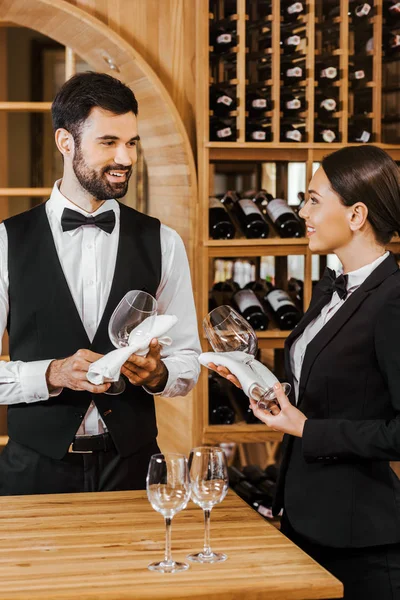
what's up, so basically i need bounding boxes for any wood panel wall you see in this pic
[66,0,197,151]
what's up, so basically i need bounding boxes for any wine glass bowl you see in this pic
[203,305,258,356]
[146,453,191,574]
[187,446,229,563]
[106,290,157,395]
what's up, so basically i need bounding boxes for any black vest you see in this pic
[5,202,161,459]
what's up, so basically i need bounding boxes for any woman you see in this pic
[212,146,400,599]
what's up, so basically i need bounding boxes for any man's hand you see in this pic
[46,349,111,394]
[121,338,168,393]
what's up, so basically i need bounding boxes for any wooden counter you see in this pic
[0,490,342,600]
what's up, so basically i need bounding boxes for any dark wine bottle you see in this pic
[281,1,305,22]
[348,122,372,143]
[209,86,237,116]
[265,195,305,237]
[264,463,279,482]
[280,123,305,142]
[209,25,237,54]
[209,196,236,240]
[383,1,400,25]
[349,62,372,86]
[244,277,274,302]
[280,61,305,85]
[208,374,235,425]
[232,195,270,238]
[233,288,269,330]
[281,33,303,54]
[245,119,272,142]
[383,31,400,56]
[245,90,272,116]
[314,123,339,143]
[227,465,246,487]
[316,95,338,117]
[264,288,302,330]
[242,465,269,483]
[351,3,373,19]
[288,277,304,309]
[316,63,339,84]
[209,117,236,141]
[281,93,306,114]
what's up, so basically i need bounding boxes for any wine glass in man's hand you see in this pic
[106,290,157,395]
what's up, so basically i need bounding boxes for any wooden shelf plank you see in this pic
[203,424,284,443]
[206,238,308,257]
[0,188,51,197]
[0,102,52,112]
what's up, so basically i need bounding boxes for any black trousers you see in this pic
[281,512,400,600]
[0,438,160,495]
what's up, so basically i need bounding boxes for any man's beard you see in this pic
[72,144,132,201]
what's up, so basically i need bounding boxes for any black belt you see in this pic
[68,433,115,454]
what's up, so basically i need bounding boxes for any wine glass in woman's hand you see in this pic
[106,290,157,395]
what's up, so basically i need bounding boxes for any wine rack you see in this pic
[195,0,400,447]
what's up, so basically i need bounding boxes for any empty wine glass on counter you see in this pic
[106,290,157,395]
[146,453,191,573]
[187,446,229,563]
[203,305,258,356]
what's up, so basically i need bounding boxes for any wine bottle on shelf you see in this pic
[227,466,246,487]
[288,277,304,308]
[209,196,236,240]
[253,57,272,81]
[383,31,400,56]
[244,277,274,302]
[208,374,235,425]
[209,25,237,54]
[210,117,237,141]
[264,194,305,237]
[349,62,372,86]
[280,60,305,84]
[209,86,237,116]
[246,119,272,142]
[245,90,272,116]
[348,121,372,143]
[281,33,303,54]
[351,2,373,19]
[264,463,279,482]
[281,92,306,114]
[316,63,339,84]
[383,1,400,25]
[242,465,269,483]
[264,287,303,330]
[314,123,339,143]
[231,194,270,239]
[316,95,338,118]
[211,277,240,308]
[281,1,305,22]
[280,122,306,143]
[233,288,269,331]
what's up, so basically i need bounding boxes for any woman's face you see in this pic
[299,167,353,254]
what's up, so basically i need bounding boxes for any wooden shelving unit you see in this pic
[195,0,400,448]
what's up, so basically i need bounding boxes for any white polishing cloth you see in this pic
[87,314,178,385]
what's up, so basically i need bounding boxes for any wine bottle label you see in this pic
[255,503,274,519]
[391,35,400,48]
[355,130,371,143]
[285,129,302,141]
[321,129,336,143]
[234,289,263,312]
[389,3,400,14]
[209,196,223,209]
[252,99,267,108]
[286,67,302,77]
[266,198,296,221]
[355,3,371,16]
[285,35,301,46]
[217,95,233,106]
[251,131,267,140]
[320,98,336,111]
[267,289,296,311]
[239,198,262,216]
[217,127,232,138]
[366,37,374,52]
[216,33,232,44]
[286,98,301,110]
[287,2,303,14]
[320,67,337,79]
[354,70,365,79]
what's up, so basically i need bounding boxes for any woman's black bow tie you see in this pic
[320,267,349,300]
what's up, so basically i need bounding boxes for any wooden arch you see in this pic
[0,0,197,255]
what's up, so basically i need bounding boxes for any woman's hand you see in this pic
[207,362,242,388]
[250,382,307,438]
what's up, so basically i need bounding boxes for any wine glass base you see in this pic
[148,560,189,573]
[187,551,227,563]
[104,378,126,396]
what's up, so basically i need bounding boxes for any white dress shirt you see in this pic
[290,252,389,404]
[0,181,201,435]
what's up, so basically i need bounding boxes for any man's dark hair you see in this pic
[322,145,400,245]
[51,71,138,140]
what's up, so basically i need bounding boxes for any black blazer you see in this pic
[273,252,400,548]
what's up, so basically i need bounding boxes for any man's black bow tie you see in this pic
[320,267,349,300]
[61,207,116,234]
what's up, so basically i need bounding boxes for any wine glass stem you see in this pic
[164,517,173,564]
[203,509,212,556]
